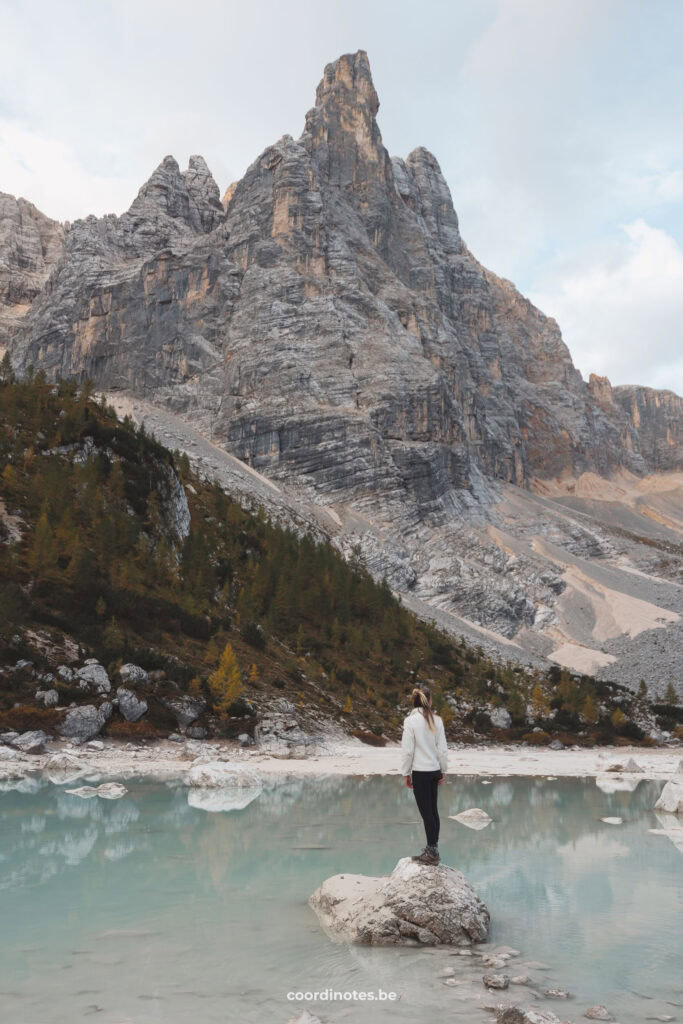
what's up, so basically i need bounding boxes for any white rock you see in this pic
[65,782,127,799]
[187,787,261,812]
[449,807,492,830]
[654,780,683,814]
[116,687,148,722]
[595,774,641,794]
[119,663,149,686]
[600,817,623,825]
[286,1012,324,1024]
[309,857,489,946]
[0,744,20,761]
[35,688,59,707]
[489,707,512,730]
[97,782,127,799]
[76,663,111,693]
[11,730,50,754]
[623,758,643,773]
[44,751,88,784]
[186,761,263,790]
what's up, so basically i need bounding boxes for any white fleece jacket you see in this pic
[400,708,449,776]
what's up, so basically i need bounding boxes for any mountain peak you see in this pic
[314,50,379,116]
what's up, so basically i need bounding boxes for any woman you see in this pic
[400,686,448,865]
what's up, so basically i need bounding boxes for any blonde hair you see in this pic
[412,686,436,731]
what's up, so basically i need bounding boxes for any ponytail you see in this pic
[412,685,436,731]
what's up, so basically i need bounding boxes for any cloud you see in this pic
[0,119,137,220]
[530,220,683,395]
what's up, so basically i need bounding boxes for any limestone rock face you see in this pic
[309,856,490,946]
[0,193,65,350]
[2,51,681,661]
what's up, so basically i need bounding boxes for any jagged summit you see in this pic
[1,51,681,678]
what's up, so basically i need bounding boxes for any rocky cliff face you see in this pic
[2,51,682,674]
[0,193,65,351]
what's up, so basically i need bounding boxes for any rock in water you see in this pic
[496,1009,566,1024]
[483,973,509,989]
[309,857,489,946]
[449,807,493,830]
[584,1007,613,1020]
[654,780,683,814]
[186,761,262,790]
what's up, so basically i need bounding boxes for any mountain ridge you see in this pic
[1,50,681,685]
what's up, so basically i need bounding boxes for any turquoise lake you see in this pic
[0,774,681,1024]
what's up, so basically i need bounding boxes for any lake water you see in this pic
[0,773,681,1024]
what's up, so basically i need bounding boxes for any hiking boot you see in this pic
[414,845,440,865]
[411,847,429,861]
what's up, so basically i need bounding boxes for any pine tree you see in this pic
[29,511,57,576]
[530,682,550,719]
[582,694,598,725]
[208,642,243,716]
[665,682,679,706]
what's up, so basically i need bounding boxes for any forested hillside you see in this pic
[0,363,676,745]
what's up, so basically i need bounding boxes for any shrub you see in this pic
[352,729,387,747]
[0,705,62,734]
[522,730,550,746]
[105,718,165,739]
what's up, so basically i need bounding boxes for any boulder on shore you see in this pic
[655,780,683,814]
[58,703,112,743]
[309,857,489,946]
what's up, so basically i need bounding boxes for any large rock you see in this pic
[11,730,50,754]
[116,687,148,722]
[58,703,112,743]
[161,695,206,728]
[309,857,489,946]
[655,780,683,814]
[118,664,149,687]
[186,761,262,789]
[43,751,88,784]
[76,663,111,694]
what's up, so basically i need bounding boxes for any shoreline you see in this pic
[2,740,680,784]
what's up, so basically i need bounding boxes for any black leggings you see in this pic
[412,769,442,847]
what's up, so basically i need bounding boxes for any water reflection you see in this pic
[0,775,680,1024]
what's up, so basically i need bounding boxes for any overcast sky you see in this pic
[1,0,682,395]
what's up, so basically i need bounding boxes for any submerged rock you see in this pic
[309,856,489,946]
[483,973,509,989]
[584,1007,613,1020]
[654,780,683,814]
[496,1009,566,1024]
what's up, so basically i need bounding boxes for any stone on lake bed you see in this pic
[510,975,530,985]
[654,780,683,814]
[496,1009,566,1024]
[286,1011,325,1024]
[544,988,571,998]
[309,857,489,946]
[600,817,623,825]
[483,973,509,989]
[450,807,493,830]
[584,1007,613,1020]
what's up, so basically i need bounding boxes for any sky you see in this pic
[1,0,682,395]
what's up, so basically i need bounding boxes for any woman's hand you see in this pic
[438,774,444,785]
[405,776,413,789]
